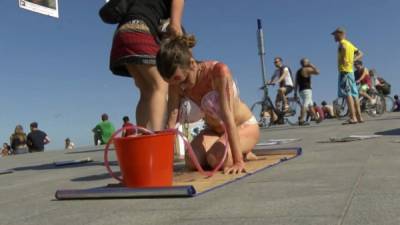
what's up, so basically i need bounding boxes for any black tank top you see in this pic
[296,68,311,91]
[124,0,171,38]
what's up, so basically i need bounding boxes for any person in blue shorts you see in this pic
[332,27,364,124]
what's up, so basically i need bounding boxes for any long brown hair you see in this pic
[12,125,26,142]
[156,35,197,79]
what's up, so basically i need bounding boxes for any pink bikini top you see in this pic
[183,61,238,122]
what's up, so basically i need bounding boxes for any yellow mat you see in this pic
[55,147,301,199]
[173,147,301,195]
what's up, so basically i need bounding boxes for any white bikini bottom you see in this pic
[240,116,258,127]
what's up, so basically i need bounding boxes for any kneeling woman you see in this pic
[156,35,260,174]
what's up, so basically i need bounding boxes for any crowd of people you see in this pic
[258,27,396,126]
[1,113,133,157]
[91,114,138,146]
[1,122,51,157]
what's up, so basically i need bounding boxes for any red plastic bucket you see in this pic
[106,130,175,188]
[104,124,228,184]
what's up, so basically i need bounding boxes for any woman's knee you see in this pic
[184,154,197,170]
[184,135,209,170]
[206,151,232,169]
[206,141,231,169]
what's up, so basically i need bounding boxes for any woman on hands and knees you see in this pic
[156,35,260,174]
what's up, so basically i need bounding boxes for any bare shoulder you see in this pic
[212,62,231,79]
[299,68,310,77]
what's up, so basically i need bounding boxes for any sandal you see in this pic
[298,121,310,126]
[342,119,358,125]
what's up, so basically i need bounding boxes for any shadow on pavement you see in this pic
[71,172,120,182]
[70,164,186,182]
[375,128,400,136]
[12,161,118,171]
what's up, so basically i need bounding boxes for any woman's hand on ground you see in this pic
[224,161,246,174]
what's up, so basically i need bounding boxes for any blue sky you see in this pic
[1,0,399,149]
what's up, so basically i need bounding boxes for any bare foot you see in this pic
[244,152,258,161]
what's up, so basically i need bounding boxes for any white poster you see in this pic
[19,0,59,18]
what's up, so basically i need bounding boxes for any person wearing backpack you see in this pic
[376,77,391,96]
[268,57,295,112]
[99,0,185,131]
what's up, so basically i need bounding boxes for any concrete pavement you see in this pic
[0,113,399,225]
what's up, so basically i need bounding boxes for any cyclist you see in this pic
[354,60,376,105]
[370,69,392,96]
[268,57,294,112]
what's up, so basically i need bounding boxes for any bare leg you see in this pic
[185,129,219,170]
[282,88,289,109]
[309,106,317,119]
[327,106,335,118]
[300,102,315,123]
[278,88,288,110]
[269,109,278,122]
[127,64,168,131]
[299,105,306,122]
[275,93,281,110]
[360,91,373,102]
[353,96,364,122]
[346,95,357,122]
[244,151,258,161]
[206,124,260,169]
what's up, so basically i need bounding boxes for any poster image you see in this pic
[19,0,59,18]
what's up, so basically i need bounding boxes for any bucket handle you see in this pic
[104,125,154,183]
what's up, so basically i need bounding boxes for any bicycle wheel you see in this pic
[285,98,301,125]
[333,97,349,118]
[384,95,395,112]
[365,95,385,117]
[251,101,271,128]
[375,95,386,115]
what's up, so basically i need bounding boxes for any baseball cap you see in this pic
[331,27,346,35]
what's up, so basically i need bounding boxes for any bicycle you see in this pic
[379,93,395,112]
[252,19,301,128]
[251,84,302,128]
[333,89,385,118]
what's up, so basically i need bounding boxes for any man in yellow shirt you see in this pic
[332,27,364,124]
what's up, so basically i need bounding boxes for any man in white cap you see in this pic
[332,27,364,124]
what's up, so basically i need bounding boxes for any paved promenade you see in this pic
[1,113,399,225]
